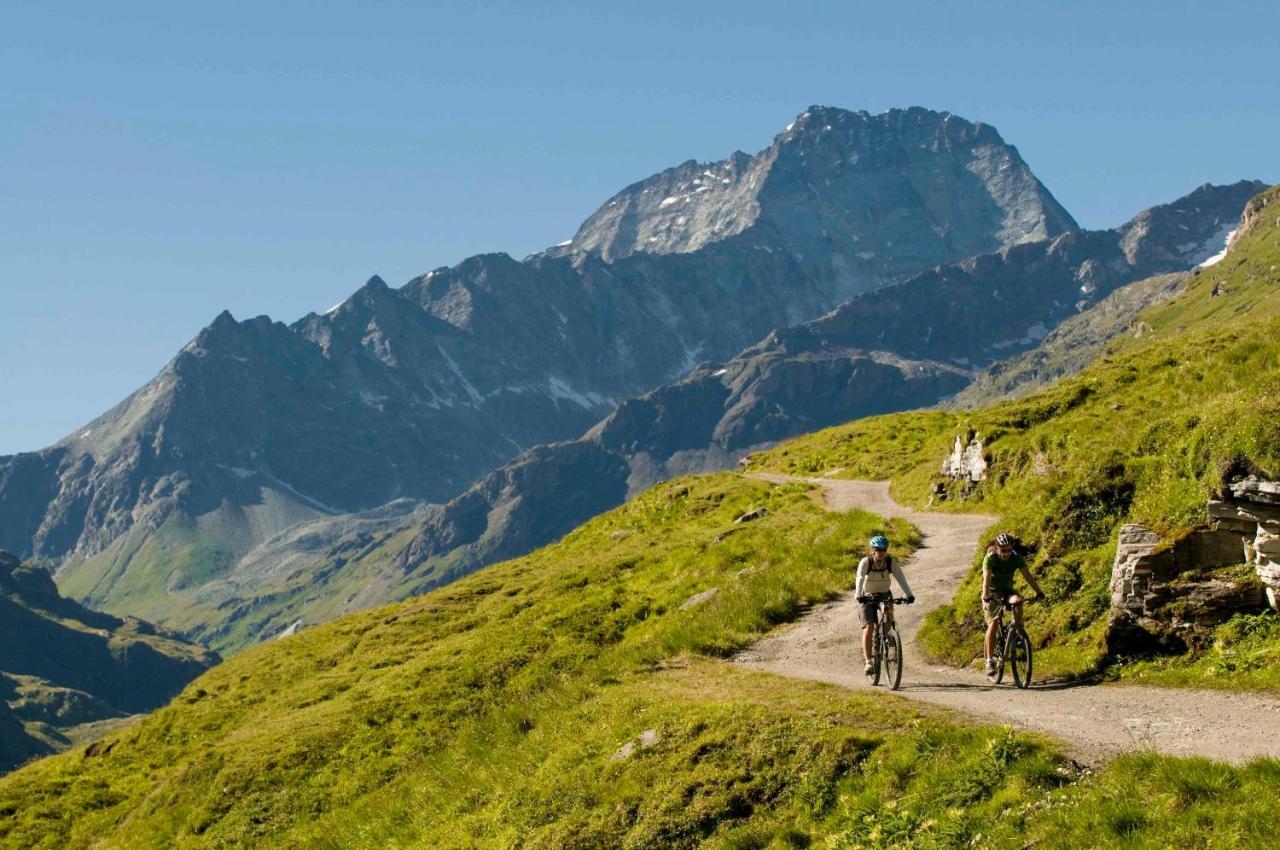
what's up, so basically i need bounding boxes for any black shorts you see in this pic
[859,595,891,627]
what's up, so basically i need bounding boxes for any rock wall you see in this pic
[1208,476,1280,609]
[940,433,987,482]
[1106,523,1265,655]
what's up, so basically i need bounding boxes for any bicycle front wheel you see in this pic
[1010,627,1033,689]
[882,626,903,690]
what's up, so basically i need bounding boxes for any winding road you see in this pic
[735,474,1280,765]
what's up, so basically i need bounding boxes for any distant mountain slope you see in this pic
[385,180,1257,576]
[0,550,218,773]
[0,105,1077,632]
[163,182,1263,652]
[948,271,1190,407]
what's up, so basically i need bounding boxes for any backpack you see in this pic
[861,554,894,574]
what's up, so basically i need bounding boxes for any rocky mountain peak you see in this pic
[564,105,1076,302]
[1118,179,1268,268]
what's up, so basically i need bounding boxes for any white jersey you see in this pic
[855,555,913,597]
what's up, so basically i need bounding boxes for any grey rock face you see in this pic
[776,181,1265,370]
[386,182,1266,602]
[564,106,1076,303]
[948,272,1191,408]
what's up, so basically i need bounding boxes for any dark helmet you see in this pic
[995,532,1015,549]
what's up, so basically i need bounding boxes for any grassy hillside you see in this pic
[0,474,912,847]
[6,472,1278,848]
[747,184,1280,683]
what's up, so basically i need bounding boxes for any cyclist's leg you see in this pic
[1009,593,1024,627]
[982,595,1001,674]
[859,598,877,669]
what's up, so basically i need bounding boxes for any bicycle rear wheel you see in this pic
[1010,627,1033,689]
[882,626,903,690]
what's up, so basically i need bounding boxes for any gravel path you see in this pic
[735,474,1280,765]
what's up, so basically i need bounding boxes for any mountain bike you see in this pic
[988,597,1034,689]
[861,593,912,690]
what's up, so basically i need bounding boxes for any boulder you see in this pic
[1208,481,1280,609]
[1106,523,1264,655]
[679,587,721,610]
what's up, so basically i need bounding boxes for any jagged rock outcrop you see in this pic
[0,550,218,772]
[561,106,1076,302]
[940,433,988,482]
[1106,524,1266,655]
[1208,477,1280,609]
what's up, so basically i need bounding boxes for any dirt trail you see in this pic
[735,474,1280,766]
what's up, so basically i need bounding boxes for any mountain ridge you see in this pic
[146,181,1263,651]
[0,105,1077,633]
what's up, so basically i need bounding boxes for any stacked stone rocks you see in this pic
[1208,476,1280,610]
[1106,522,1265,655]
[940,433,987,482]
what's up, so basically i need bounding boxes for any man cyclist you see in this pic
[982,532,1044,677]
[855,534,914,676]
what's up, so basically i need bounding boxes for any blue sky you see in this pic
[2,0,1277,454]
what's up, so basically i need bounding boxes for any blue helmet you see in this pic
[869,534,889,551]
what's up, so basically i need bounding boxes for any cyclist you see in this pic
[982,532,1044,677]
[855,534,914,675]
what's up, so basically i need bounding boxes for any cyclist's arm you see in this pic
[854,558,868,598]
[889,560,913,597]
[1019,565,1044,597]
[981,565,992,600]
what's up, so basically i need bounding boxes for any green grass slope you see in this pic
[748,184,1280,683]
[0,475,915,847]
[6,471,1278,848]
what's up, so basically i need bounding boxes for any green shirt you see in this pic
[983,551,1025,595]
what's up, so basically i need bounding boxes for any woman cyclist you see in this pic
[855,534,914,676]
